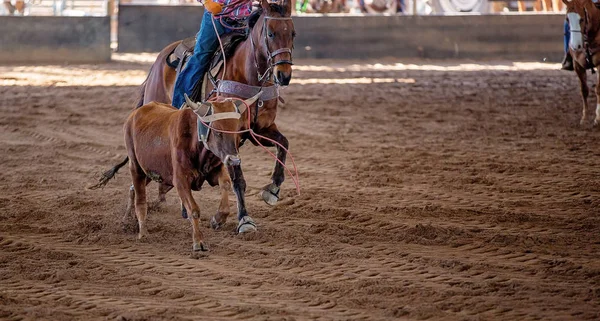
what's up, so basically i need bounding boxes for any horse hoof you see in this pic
[193,242,209,252]
[261,184,280,206]
[237,216,257,234]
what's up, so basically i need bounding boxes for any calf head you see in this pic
[185,93,261,167]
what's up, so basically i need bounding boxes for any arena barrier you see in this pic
[119,6,564,61]
[118,5,204,53]
[0,16,110,64]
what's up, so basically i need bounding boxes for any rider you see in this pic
[563,19,573,71]
[172,0,253,108]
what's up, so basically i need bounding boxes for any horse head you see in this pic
[250,0,296,86]
[563,0,600,51]
[185,93,261,166]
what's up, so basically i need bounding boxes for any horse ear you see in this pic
[234,91,262,114]
[259,0,270,10]
[184,94,211,115]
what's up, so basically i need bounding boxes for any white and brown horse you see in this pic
[564,0,600,125]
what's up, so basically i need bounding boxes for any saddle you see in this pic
[166,32,248,101]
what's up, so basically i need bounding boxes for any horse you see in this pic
[563,0,600,125]
[137,0,295,206]
[91,93,262,251]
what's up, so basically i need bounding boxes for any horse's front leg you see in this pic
[575,62,589,125]
[254,124,289,206]
[594,70,600,126]
[228,164,256,234]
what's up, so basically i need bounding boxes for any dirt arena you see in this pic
[1,56,599,320]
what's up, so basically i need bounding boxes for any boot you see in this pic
[189,76,204,103]
[562,52,574,71]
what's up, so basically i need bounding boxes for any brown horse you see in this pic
[563,0,600,125]
[92,93,262,251]
[138,0,295,206]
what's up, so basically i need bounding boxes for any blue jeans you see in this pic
[564,19,570,54]
[172,11,232,108]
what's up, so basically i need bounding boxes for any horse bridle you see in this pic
[567,5,597,73]
[250,15,294,84]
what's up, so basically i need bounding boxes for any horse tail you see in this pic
[134,71,149,108]
[88,156,130,190]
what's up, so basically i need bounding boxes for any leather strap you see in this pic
[217,80,279,102]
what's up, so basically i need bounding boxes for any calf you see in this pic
[92,93,261,252]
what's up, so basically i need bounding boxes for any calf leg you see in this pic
[123,179,152,232]
[173,170,207,252]
[158,183,173,203]
[130,164,149,239]
[575,62,589,125]
[210,165,232,230]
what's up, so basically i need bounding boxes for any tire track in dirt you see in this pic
[0,232,371,320]
[2,60,600,320]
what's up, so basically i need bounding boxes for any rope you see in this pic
[196,98,301,196]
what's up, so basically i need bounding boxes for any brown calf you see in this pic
[93,93,261,252]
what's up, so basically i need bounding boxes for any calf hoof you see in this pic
[260,184,280,206]
[193,242,209,252]
[210,216,223,230]
[237,216,257,234]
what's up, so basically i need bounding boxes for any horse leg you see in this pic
[228,165,256,234]
[254,124,289,206]
[575,63,589,125]
[130,164,149,239]
[210,165,232,230]
[173,169,207,252]
[594,71,600,126]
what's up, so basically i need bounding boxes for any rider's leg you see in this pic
[562,19,574,71]
[172,11,229,108]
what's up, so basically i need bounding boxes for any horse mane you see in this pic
[248,8,263,29]
[248,3,289,29]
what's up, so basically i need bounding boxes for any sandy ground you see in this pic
[1,56,599,321]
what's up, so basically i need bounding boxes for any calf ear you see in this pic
[184,94,211,115]
[234,91,263,114]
